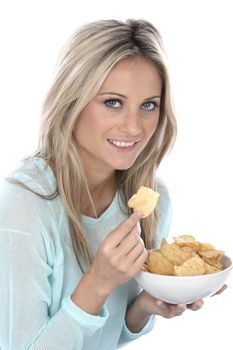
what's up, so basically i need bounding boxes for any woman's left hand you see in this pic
[136,291,195,318]
[125,285,227,332]
[137,284,228,318]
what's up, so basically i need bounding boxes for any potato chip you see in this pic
[160,240,196,266]
[199,243,215,251]
[173,235,196,244]
[204,262,221,274]
[199,250,224,259]
[147,251,174,275]
[199,250,224,270]
[173,235,200,251]
[128,186,160,218]
[174,256,206,276]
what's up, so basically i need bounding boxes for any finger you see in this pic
[108,211,143,247]
[212,284,228,296]
[153,300,171,318]
[187,299,204,311]
[136,221,142,236]
[174,303,187,315]
[124,248,148,275]
[112,234,143,264]
[117,225,143,254]
[125,241,147,265]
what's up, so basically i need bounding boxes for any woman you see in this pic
[0,19,206,350]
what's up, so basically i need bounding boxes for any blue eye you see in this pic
[104,99,121,108]
[141,101,158,111]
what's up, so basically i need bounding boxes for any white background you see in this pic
[0,0,232,349]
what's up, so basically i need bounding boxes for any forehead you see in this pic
[99,57,162,95]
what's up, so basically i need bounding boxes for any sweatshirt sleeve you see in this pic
[0,174,110,350]
[0,228,109,350]
[117,316,156,348]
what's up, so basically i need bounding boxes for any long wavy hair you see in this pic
[38,19,177,268]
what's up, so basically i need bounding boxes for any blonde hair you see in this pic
[38,19,177,269]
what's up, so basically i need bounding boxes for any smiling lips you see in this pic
[107,139,139,149]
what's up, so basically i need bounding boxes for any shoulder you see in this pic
[0,156,57,203]
[0,157,62,234]
[6,156,57,195]
[0,157,65,266]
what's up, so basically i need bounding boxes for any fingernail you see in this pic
[178,303,186,310]
[135,211,143,219]
[192,301,204,310]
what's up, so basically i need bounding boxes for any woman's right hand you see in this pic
[88,211,148,295]
[71,211,147,315]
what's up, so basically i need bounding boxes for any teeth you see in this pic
[109,140,136,147]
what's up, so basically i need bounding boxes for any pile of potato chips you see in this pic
[144,235,225,276]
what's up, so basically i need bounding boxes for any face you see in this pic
[74,57,162,177]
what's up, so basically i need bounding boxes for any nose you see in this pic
[118,111,141,136]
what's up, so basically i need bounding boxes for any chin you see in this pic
[113,161,135,171]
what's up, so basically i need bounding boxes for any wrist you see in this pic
[71,270,110,315]
[134,292,152,320]
[136,290,153,315]
[87,268,114,296]
[125,292,152,333]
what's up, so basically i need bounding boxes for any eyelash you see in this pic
[104,99,121,108]
[104,99,159,111]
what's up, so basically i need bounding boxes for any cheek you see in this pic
[146,117,159,137]
[74,112,97,139]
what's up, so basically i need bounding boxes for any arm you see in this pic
[119,179,205,345]
[118,178,173,345]
[0,176,110,350]
[117,287,156,348]
[0,229,109,350]
[71,211,147,315]
[125,293,151,333]
[0,193,147,350]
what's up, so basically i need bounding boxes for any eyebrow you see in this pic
[98,92,161,100]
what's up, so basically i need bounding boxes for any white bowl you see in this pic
[135,255,232,304]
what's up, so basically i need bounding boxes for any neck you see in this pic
[82,169,118,218]
[90,174,116,196]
